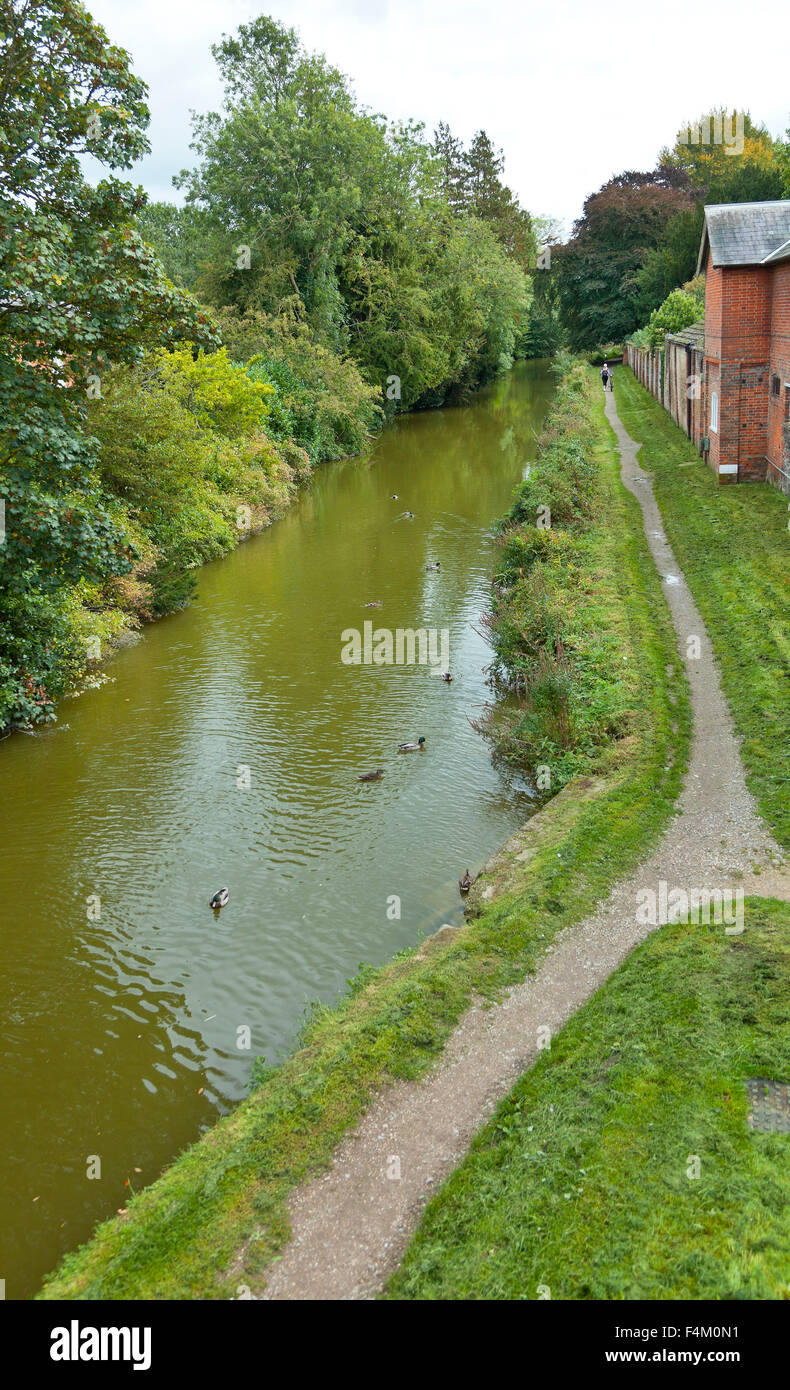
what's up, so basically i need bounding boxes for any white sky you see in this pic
[86,0,790,235]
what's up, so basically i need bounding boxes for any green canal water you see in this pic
[0,360,554,1297]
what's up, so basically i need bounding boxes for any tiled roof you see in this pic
[696,201,790,274]
[667,320,705,347]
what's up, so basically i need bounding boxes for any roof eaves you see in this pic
[762,237,790,265]
[695,222,709,278]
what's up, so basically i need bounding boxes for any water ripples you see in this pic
[0,361,554,1296]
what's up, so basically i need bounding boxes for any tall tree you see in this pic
[136,202,216,292]
[465,130,507,219]
[0,0,215,724]
[633,111,785,315]
[180,16,391,342]
[463,130,536,271]
[432,121,468,212]
[179,18,532,407]
[779,123,790,196]
[555,171,695,349]
[663,109,782,198]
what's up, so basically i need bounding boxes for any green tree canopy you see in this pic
[633,111,785,316]
[432,121,469,213]
[555,170,695,349]
[174,17,533,408]
[644,288,702,347]
[0,0,215,724]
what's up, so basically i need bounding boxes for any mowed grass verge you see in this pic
[616,367,790,847]
[38,368,690,1300]
[387,899,790,1301]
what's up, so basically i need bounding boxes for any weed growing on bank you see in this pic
[476,355,651,793]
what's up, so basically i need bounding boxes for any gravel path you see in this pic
[259,390,789,1301]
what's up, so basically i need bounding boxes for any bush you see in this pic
[645,288,701,347]
[88,347,311,583]
[475,356,633,790]
[0,590,64,727]
[214,308,383,464]
[149,564,199,616]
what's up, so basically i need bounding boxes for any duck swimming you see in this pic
[459,869,475,894]
[425,561,440,572]
[442,671,453,683]
[209,887,229,910]
[398,736,426,752]
[357,768,385,782]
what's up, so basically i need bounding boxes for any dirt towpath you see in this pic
[260,389,789,1300]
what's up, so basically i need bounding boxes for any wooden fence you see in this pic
[624,330,705,451]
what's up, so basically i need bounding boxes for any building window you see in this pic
[772,374,781,397]
[710,391,719,433]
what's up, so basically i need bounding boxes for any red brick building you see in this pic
[697,201,790,491]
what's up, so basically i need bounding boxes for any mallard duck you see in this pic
[363,600,382,608]
[425,561,440,572]
[398,736,426,752]
[391,494,399,500]
[442,671,453,683]
[459,869,475,894]
[209,887,229,910]
[357,768,385,782]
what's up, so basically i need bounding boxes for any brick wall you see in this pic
[705,259,723,355]
[705,359,722,473]
[729,363,769,480]
[628,243,790,492]
[767,261,790,493]
[718,263,772,361]
[703,248,770,483]
[781,422,790,497]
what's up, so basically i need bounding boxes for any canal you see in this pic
[0,360,554,1297]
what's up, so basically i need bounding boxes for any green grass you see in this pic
[481,359,653,788]
[38,366,691,1300]
[386,899,790,1301]
[616,367,790,847]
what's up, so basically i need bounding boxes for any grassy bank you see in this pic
[39,361,691,1300]
[616,367,790,846]
[387,898,790,1300]
[477,355,664,792]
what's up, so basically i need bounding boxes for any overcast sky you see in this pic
[87,0,789,235]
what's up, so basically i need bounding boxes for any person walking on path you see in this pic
[600,362,609,390]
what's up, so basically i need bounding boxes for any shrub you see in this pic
[475,356,634,791]
[88,348,310,579]
[645,288,701,347]
[149,564,199,616]
[213,307,383,464]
